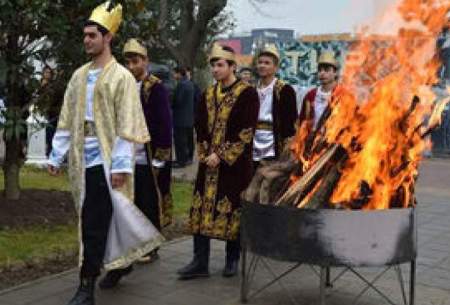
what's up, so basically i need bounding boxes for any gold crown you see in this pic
[88,1,123,35]
[123,38,148,57]
[318,51,339,69]
[209,43,236,62]
[259,44,280,61]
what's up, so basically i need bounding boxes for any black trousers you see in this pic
[187,128,194,161]
[134,164,160,230]
[80,166,113,278]
[193,234,241,264]
[173,127,192,164]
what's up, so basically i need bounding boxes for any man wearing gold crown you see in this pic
[94,39,173,289]
[253,45,297,169]
[299,51,342,130]
[47,3,163,305]
[178,44,259,280]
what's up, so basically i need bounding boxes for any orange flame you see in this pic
[291,0,450,210]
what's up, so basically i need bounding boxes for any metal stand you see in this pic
[241,249,417,305]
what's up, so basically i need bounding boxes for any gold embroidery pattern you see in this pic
[217,127,254,166]
[154,148,171,161]
[190,192,203,233]
[274,79,285,102]
[227,209,241,240]
[191,81,250,240]
[197,141,209,162]
[161,193,173,227]
[142,74,161,102]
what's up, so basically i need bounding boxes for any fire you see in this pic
[291,0,450,210]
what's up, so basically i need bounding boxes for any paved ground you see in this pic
[1,158,450,305]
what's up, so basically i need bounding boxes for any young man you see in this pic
[253,45,297,169]
[47,3,163,305]
[239,66,254,85]
[299,51,341,129]
[178,44,259,280]
[186,67,201,162]
[172,66,195,168]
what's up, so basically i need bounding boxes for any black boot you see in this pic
[223,239,240,277]
[222,259,239,278]
[66,277,96,305]
[98,265,133,289]
[177,258,209,280]
[178,235,210,280]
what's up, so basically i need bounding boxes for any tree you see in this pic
[156,0,233,69]
[0,0,62,200]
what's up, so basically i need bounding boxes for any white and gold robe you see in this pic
[49,57,164,270]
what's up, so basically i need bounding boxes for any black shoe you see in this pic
[177,259,209,280]
[98,266,133,290]
[176,259,197,275]
[66,277,96,305]
[222,260,239,278]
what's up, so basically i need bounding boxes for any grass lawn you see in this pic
[0,166,193,268]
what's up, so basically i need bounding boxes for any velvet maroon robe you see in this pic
[190,80,259,240]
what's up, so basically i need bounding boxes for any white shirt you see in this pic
[48,69,134,173]
[313,86,332,130]
[134,80,165,168]
[253,78,277,161]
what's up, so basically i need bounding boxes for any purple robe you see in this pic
[140,74,173,227]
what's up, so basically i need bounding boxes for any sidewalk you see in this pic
[1,159,450,305]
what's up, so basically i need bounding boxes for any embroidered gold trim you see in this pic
[154,148,171,161]
[189,81,250,240]
[142,74,161,102]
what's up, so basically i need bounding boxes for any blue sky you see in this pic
[227,0,391,35]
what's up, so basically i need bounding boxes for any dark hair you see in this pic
[318,63,338,73]
[174,66,187,77]
[84,21,109,36]
[239,67,252,73]
[258,52,279,65]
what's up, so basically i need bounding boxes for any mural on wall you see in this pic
[277,39,351,88]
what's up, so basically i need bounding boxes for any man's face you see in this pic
[211,59,235,82]
[83,26,108,57]
[240,70,252,83]
[173,71,181,81]
[256,55,277,78]
[125,54,148,80]
[318,64,338,86]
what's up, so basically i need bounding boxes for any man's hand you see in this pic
[205,153,220,168]
[111,173,127,189]
[48,164,61,176]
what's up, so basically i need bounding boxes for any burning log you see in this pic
[300,156,347,209]
[350,180,373,209]
[275,144,341,206]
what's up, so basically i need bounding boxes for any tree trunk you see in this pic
[3,138,22,200]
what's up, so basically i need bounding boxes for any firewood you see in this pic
[301,156,347,209]
[276,144,341,206]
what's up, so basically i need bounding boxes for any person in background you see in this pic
[186,66,201,162]
[172,66,195,168]
[239,66,254,85]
